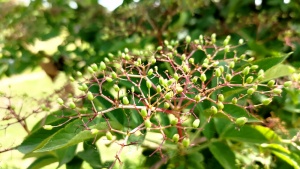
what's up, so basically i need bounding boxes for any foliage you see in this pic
[1,0,300,169]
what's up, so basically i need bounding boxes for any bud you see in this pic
[69,101,76,109]
[183,64,190,73]
[176,86,183,93]
[156,85,162,93]
[164,102,170,109]
[231,97,238,104]
[182,138,190,148]
[229,61,235,69]
[251,65,259,70]
[144,119,152,128]
[272,88,282,95]
[242,66,250,75]
[247,88,255,95]
[106,77,113,82]
[223,35,231,46]
[267,80,275,88]
[189,58,195,64]
[262,98,272,105]
[91,63,98,71]
[226,74,232,82]
[106,131,113,140]
[165,91,174,100]
[140,108,147,117]
[100,61,106,70]
[157,46,163,51]
[238,39,244,45]
[181,54,186,61]
[211,106,218,115]
[90,129,99,135]
[200,74,207,82]
[87,66,94,74]
[215,68,221,77]
[235,117,248,127]
[43,125,53,130]
[192,76,198,83]
[172,134,180,143]
[218,94,224,102]
[246,76,254,84]
[148,69,153,76]
[146,80,152,88]
[217,102,224,110]
[57,98,64,105]
[284,81,292,88]
[169,114,178,125]
[173,73,179,81]
[113,84,120,92]
[194,94,201,102]
[185,35,191,43]
[122,96,129,105]
[87,91,94,101]
[192,119,200,128]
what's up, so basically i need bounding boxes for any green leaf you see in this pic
[251,53,292,72]
[66,156,84,169]
[27,155,57,169]
[261,143,300,169]
[56,145,77,168]
[262,64,295,82]
[222,125,269,144]
[252,125,281,142]
[209,141,237,169]
[223,104,261,123]
[77,141,102,169]
[34,119,121,152]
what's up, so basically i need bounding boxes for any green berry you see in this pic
[76,71,83,77]
[251,65,259,70]
[165,91,173,100]
[122,96,129,105]
[181,54,186,61]
[106,131,113,140]
[215,68,221,77]
[235,117,248,127]
[43,125,53,130]
[238,39,244,45]
[173,73,179,81]
[182,138,190,148]
[284,81,292,88]
[146,80,152,88]
[231,97,238,104]
[156,85,162,93]
[144,119,152,128]
[176,86,183,93]
[57,98,64,105]
[200,73,207,82]
[131,86,135,93]
[217,102,224,110]
[218,94,224,102]
[100,61,106,70]
[172,134,180,143]
[229,61,235,69]
[106,77,113,82]
[69,76,75,82]
[91,63,98,71]
[246,76,254,84]
[262,98,272,105]
[111,72,117,79]
[186,35,191,43]
[113,84,120,92]
[242,66,250,75]
[104,57,110,63]
[211,106,218,115]
[69,101,76,109]
[148,69,153,76]
[87,91,94,101]
[79,84,88,91]
[91,129,99,135]
[140,108,147,117]
[224,45,230,53]
[164,102,170,109]
[247,88,255,95]
[223,35,231,46]
[192,76,198,83]
[87,66,95,74]
[258,69,264,76]
[226,74,232,82]
[267,80,275,88]
[157,46,163,51]
[272,88,282,95]
[240,54,246,60]
[183,64,190,73]
[194,94,201,102]
[189,58,195,64]
[192,119,200,128]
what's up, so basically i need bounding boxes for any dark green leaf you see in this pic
[209,141,237,169]
[27,155,57,169]
[56,145,77,168]
[77,141,102,169]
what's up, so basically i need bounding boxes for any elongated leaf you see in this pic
[252,125,281,142]
[223,104,261,122]
[34,119,121,152]
[56,145,77,168]
[222,125,269,144]
[27,155,57,169]
[209,141,237,169]
[262,64,295,82]
[66,156,84,169]
[261,144,300,169]
[251,53,291,72]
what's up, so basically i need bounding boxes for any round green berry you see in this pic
[173,73,179,81]
[91,63,98,71]
[176,86,183,93]
[217,102,224,110]
[144,119,152,128]
[267,80,275,88]
[172,134,180,143]
[148,69,153,76]
[111,72,117,79]
[211,106,218,115]
[113,84,120,92]
[272,88,282,95]
[57,98,64,105]
[218,94,224,102]
[262,98,272,105]
[69,101,76,109]
[226,74,232,82]
[164,102,170,109]
[284,81,292,88]
[242,66,250,75]
[231,97,238,104]
[100,61,106,70]
[146,80,152,89]
[192,76,198,83]
[90,129,99,135]
[87,91,94,101]
[182,138,190,148]
[235,117,248,127]
[215,68,221,77]
[106,77,113,82]
[200,73,207,82]
[246,76,254,84]
[247,88,255,95]
[194,94,201,102]
[165,91,173,100]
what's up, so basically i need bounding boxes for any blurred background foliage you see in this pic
[1,0,300,168]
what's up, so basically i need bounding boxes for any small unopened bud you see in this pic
[235,117,248,127]
[43,125,53,130]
